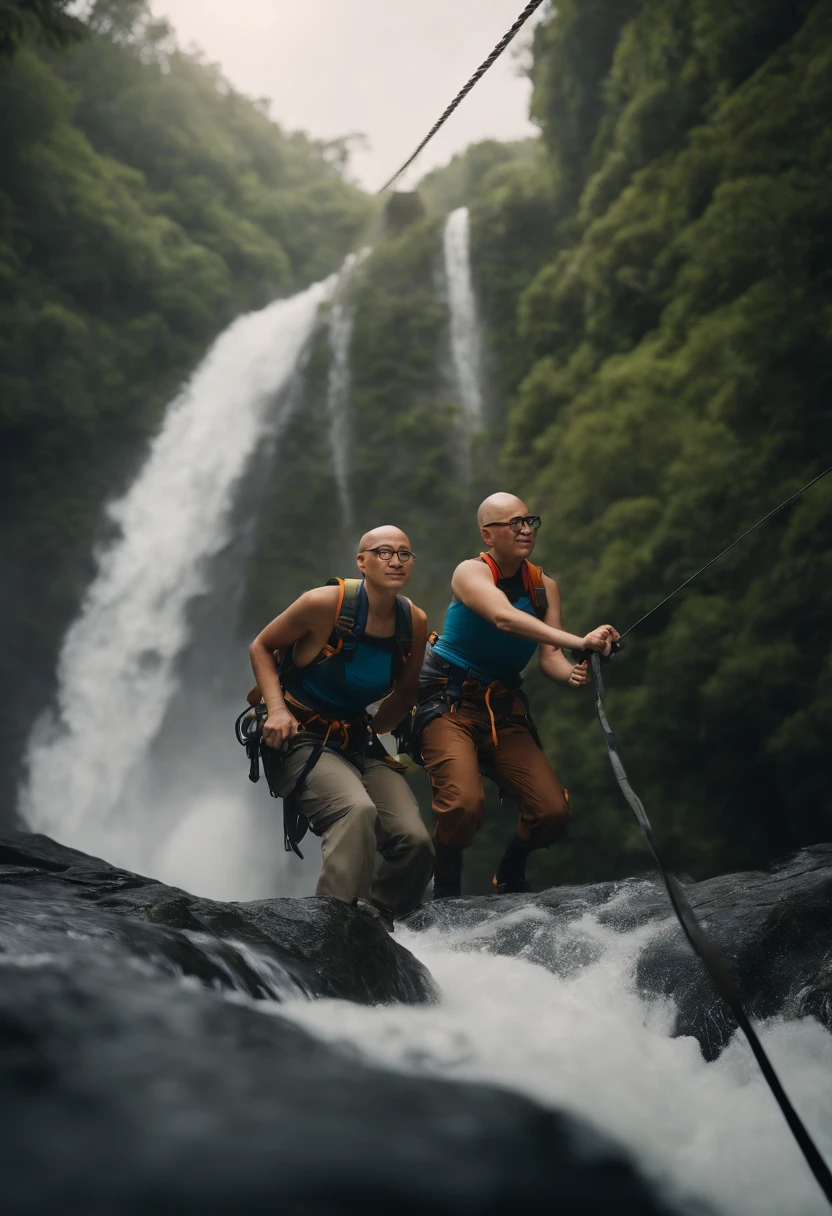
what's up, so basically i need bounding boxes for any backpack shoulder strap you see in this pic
[478,552,502,583]
[324,576,367,662]
[522,561,548,619]
[392,595,413,677]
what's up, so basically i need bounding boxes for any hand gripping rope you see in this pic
[377,0,547,194]
[572,465,832,1203]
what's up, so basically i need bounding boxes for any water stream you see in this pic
[325,255,359,528]
[443,206,483,478]
[278,894,832,1216]
[20,275,338,896]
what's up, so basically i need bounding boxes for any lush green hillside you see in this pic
[457,0,832,885]
[244,0,832,892]
[4,0,830,891]
[0,0,371,815]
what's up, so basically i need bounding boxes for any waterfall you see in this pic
[20,273,338,897]
[325,256,359,527]
[443,206,483,475]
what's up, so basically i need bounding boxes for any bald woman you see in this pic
[414,493,618,897]
[249,526,433,927]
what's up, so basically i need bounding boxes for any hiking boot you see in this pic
[432,839,462,900]
[493,833,532,895]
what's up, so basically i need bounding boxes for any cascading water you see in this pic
[277,892,832,1216]
[326,256,358,527]
[20,274,339,898]
[443,206,483,477]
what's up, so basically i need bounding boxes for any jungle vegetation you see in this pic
[322,0,832,890]
[0,0,370,813]
[3,0,830,894]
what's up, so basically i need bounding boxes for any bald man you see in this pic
[249,526,433,927]
[412,494,619,898]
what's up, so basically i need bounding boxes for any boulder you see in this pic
[0,831,692,1215]
[0,831,436,1005]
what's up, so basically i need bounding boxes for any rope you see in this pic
[587,652,832,1206]
[377,0,547,194]
[621,464,832,640]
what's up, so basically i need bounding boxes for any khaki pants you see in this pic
[272,747,434,914]
[420,698,571,850]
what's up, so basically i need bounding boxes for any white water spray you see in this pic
[325,257,359,526]
[278,895,832,1216]
[443,207,483,467]
[21,275,337,891]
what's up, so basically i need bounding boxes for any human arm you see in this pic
[248,586,340,748]
[371,605,428,735]
[537,575,592,687]
[451,560,618,654]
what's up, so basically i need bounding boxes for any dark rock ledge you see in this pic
[0,831,702,1215]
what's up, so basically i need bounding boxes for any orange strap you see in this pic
[478,552,546,616]
[283,689,357,752]
[483,685,499,748]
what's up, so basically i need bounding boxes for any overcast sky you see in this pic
[150,0,546,191]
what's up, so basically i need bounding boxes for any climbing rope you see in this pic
[585,651,832,1205]
[571,459,832,1200]
[621,464,832,640]
[377,0,547,194]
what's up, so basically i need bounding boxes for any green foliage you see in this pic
[0,0,84,57]
[0,3,370,813]
[348,220,476,625]
[495,0,832,885]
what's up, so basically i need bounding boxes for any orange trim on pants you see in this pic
[420,697,571,851]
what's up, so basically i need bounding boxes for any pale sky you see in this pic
[150,0,546,191]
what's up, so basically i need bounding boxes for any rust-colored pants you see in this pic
[420,697,571,850]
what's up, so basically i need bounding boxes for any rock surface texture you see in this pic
[0,832,692,1216]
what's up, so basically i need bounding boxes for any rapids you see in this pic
[280,892,832,1216]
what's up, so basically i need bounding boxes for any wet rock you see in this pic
[635,844,832,1059]
[0,832,436,1005]
[0,955,691,1216]
[0,832,696,1215]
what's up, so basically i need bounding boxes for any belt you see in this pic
[420,647,523,747]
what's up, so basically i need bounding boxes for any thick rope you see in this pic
[621,464,832,639]
[377,0,547,194]
[587,653,832,1205]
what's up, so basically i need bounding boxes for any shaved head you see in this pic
[477,492,528,529]
[357,524,411,553]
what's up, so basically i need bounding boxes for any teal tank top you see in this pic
[433,567,538,685]
[293,633,395,716]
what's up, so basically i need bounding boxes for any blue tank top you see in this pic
[293,633,395,716]
[432,567,539,685]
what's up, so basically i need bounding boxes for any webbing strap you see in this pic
[588,653,832,1205]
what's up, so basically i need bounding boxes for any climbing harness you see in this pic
[377,0,547,193]
[576,647,832,1205]
[396,554,546,762]
[236,577,413,857]
[620,463,832,640]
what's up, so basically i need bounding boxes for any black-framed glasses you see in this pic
[482,515,541,533]
[362,546,416,563]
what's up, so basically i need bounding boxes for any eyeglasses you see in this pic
[482,515,541,533]
[362,546,416,563]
